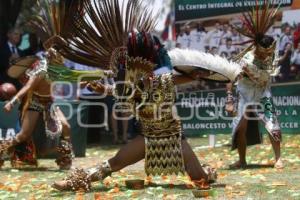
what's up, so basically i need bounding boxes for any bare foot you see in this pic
[51,180,70,191]
[229,160,247,169]
[274,158,284,169]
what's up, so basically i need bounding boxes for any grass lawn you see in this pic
[0,134,300,199]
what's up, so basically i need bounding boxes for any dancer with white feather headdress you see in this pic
[225,1,283,169]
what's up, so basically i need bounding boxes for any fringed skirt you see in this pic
[231,79,281,150]
[142,118,185,176]
[25,93,62,139]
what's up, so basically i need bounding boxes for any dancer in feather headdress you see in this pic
[225,1,283,169]
[51,0,218,192]
[0,0,108,169]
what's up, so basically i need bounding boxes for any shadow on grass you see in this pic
[0,167,63,172]
[225,163,274,170]
[83,183,192,193]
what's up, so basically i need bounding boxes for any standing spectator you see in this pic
[231,28,243,51]
[179,25,192,49]
[190,23,207,51]
[291,42,300,77]
[221,23,232,45]
[176,31,184,48]
[218,38,236,57]
[207,22,223,49]
[278,26,293,54]
[0,28,23,89]
[293,23,300,49]
[278,42,293,81]
[267,26,282,51]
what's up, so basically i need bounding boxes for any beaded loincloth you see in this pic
[26,93,62,139]
[143,119,185,176]
[137,74,185,176]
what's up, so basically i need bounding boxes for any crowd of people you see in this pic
[176,21,300,90]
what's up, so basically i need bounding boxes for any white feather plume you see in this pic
[168,48,242,82]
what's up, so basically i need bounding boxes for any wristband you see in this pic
[10,96,20,106]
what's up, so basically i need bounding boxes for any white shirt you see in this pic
[208,29,223,48]
[291,50,300,65]
[176,34,184,48]
[278,33,293,52]
[221,31,232,45]
[190,30,207,51]
[179,33,192,49]
[7,41,19,56]
[218,45,236,57]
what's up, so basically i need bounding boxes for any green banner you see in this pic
[175,0,293,22]
[176,82,300,135]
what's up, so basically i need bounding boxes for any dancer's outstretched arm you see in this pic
[3,76,42,112]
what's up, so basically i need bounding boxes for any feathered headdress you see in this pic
[55,0,158,71]
[28,0,81,48]
[233,0,280,60]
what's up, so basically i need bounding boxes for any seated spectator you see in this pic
[218,38,236,57]
[220,51,229,58]
[0,28,24,89]
[230,51,238,61]
[210,46,219,55]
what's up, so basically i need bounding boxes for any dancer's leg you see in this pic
[181,139,208,181]
[15,111,40,143]
[0,110,39,167]
[55,107,71,139]
[108,135,144,171]
[230,118,248,168]
[268,135,283,168]
[52,135,145,190]
[55,107,73,169]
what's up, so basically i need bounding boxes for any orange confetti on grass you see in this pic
[75,192,85,200]
[113,187,120,193]
[94,192,101,200]
[108,186,120,193]
[103,179,111,187]
[146,176,152,181]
